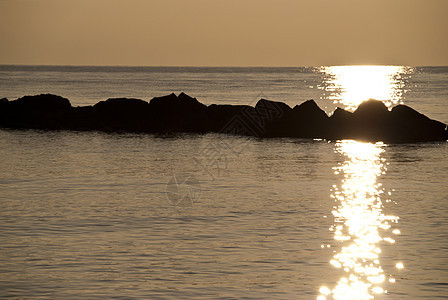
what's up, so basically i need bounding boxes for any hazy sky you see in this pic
[1,0,447,66]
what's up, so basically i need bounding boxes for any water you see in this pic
[1,65,447,123]
[0,66,447,299]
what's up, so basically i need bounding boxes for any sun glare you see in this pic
[319,140,399,299]
[320,65,411,111]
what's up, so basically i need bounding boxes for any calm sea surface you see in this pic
[0,66,447,299]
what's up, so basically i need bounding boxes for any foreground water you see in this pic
[0,65,448,299]
[0,129,447,299]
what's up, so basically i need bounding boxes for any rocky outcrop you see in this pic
[0,94,72,129]
[0,93,447,143]
[148,92,208,133]
[326,100,448,143]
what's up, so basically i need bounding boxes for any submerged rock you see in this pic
[0,93,446,143]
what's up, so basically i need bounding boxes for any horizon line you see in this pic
[1,63,448,68]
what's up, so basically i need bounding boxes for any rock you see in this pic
[390,105,448,143]
[14,94,72,111]
[210,99,292,137]
[350,99,392,141]
[206,104,255,135]
[0,93,446,143]
[0,98,9,127]
[329,100,393,141]
[328,107,355,139]
[149,93,207,133]
[2,94,72,129]
[66,106,97,131]
[268,100,329,138]
[328,99,448,142]
[93,98,150,131]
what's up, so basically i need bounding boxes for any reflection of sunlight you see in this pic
[319,140,400,300]
[320,66,411,111]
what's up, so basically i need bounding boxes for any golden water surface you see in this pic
[318,66,406,299]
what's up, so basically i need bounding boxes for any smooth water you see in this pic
[0,66,447,299]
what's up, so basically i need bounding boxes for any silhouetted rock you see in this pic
[350,100,392,141]
[253,99,292,137]
[66,105,97,131]
[149,92,207,132]
[210,99,292,137]
[267,100,329,138]
[255,99,291,118]
[328,107,353,139]
[0,93,446,143]
[0,98,9,126]
[1,94,72,129]
[93,98,150,131]
[390,104,448,143]
[206,104,255,134]
[16,94,72,111]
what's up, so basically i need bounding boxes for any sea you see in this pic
[0,65,447,299]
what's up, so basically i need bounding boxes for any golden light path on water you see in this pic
[318,141,400,300]
[317,66,405,299]
[320,65,411,111]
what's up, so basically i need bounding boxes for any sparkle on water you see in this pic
[317,66,406,299]
[318,141,400,300]
[320,65,411,111]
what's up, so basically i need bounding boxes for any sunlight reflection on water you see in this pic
[320,65,413,111]
[317,65,407,299]
[318,141,400,300]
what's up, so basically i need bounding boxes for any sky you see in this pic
[1,0,447,67]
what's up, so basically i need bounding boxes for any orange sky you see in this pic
[1,0,447,66]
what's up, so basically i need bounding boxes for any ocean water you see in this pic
[1,65,448,123]
[0,66,447,299]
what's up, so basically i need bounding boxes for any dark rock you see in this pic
[93,98,150,131]
[14,94,71,111]
[0,93,446,143]
[328,100,394,142]
[268,100,329,138]
[215,99,292,137]
[329,100,393,142]
[254,99,292,137]
[149,93,207,133]
[390,105,448,143]
[2,94,72,129]
[328,107,355,139]
[94,98,149,114]
[328,99,448,142]
[0,98,9,126]
[66,106,97,131]
[255,99,291,116]
[353,99,389,118]
[206,104,255,135]
[350,100,392,141]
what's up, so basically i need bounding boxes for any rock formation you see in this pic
[0,93,447,143]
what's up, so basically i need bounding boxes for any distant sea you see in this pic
[1,65,448,123]
[0,65,447,299]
